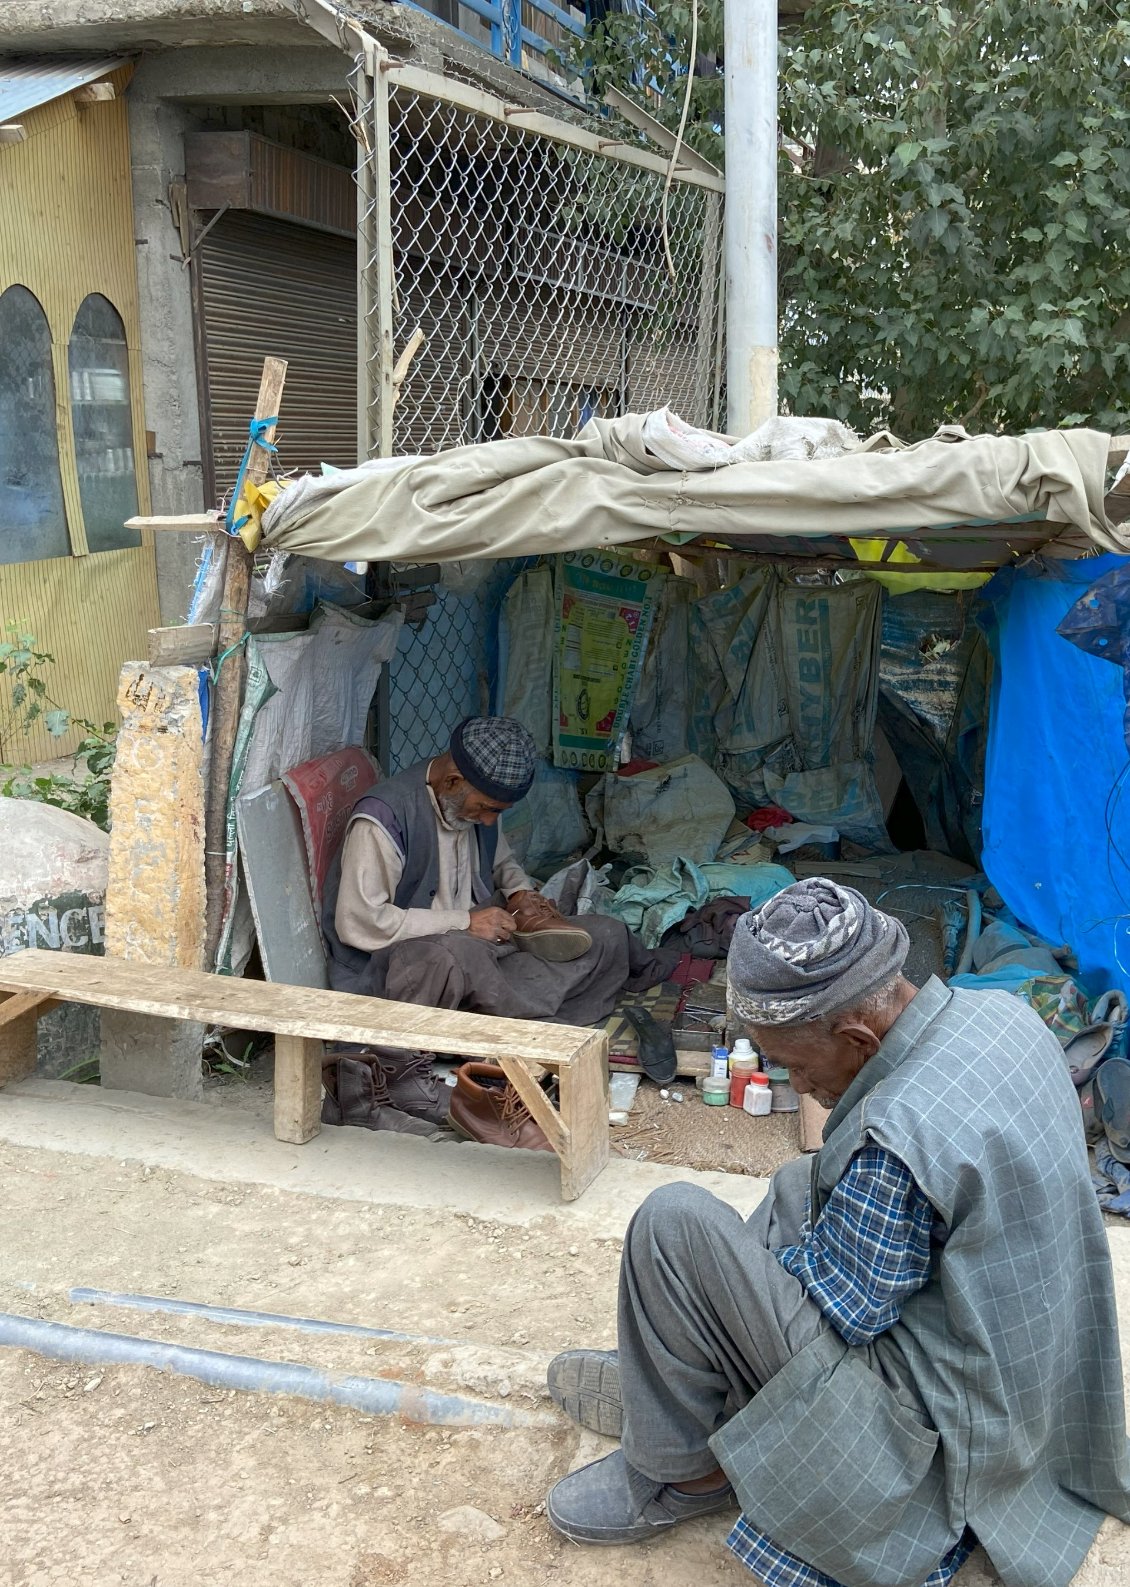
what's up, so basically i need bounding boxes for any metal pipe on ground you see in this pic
[0,1312,556,1429]
[69,1287,459,1348]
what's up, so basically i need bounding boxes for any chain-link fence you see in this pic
[351,54,724,769]
[385,560,528,773]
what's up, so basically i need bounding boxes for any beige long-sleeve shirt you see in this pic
[334,776,535,953]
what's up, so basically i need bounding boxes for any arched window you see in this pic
[68,293,140,552]
[0,285,70,564]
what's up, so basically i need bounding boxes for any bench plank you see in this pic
[0,949,612,1203]
[0,950,587,1066]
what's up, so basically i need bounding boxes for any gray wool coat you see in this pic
[712,977,1130,1587]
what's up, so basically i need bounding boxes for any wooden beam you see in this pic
[74,83,116,104]
[0,125,27,146]
[125,513,223,533]
[0,990,57,1028]
[147,624,217,667]
[496,1056,569,1157]
[204,356,288,968]
[391,326,426,404]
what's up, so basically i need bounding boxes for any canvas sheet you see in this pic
[259,411,1121,566]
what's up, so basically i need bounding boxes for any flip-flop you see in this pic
[620,1005,678,1085]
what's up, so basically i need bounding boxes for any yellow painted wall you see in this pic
[0,66,159,764]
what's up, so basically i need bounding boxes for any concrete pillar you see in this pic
[127,83,208,625]
[101,663,207,1100]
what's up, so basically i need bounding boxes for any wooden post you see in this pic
[203,356,288,969]
[273,1034,324,1144]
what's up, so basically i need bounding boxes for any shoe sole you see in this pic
[512,929,592,963]
[547,1352,624,1439]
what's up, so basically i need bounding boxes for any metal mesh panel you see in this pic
[348,60,723,771]
[386,560,527,773]
[353,68,723,455]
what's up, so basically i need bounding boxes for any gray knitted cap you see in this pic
[727,878,909,1026]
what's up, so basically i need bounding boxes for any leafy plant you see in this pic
[564,0,1130,438]
[0,622,117,831]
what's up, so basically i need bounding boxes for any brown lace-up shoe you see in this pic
[448,1062,555,1151]
[508,892,592,963]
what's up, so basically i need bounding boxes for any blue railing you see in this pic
[398,0,587,74]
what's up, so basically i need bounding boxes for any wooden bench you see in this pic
[0,950,610,1202]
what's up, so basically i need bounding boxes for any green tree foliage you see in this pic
[569,0,1130,437]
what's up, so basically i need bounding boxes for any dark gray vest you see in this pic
[322,759,499,995]
[713,978,1130,1587]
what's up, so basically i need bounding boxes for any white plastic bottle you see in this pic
[743,1075,772,1116]
[729,1036,755,1074]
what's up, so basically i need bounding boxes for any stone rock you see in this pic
[0,798,109,956]
[436,1505,507,1544]
[0,798,109,1078]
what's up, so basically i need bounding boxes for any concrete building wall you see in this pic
[126,47,355,624]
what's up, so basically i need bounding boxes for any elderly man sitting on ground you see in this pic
[544,878,1130,1587]
[320,716,672,1140]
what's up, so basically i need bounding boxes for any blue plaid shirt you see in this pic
[726,1145,974,1587]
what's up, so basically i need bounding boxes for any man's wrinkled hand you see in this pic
[469,906,517,944]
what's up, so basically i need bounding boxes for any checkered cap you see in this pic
[451,716,537,804]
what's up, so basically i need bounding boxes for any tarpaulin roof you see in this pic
[259,411,1124,569]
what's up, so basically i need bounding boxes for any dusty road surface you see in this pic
[0,1118,1129,1586]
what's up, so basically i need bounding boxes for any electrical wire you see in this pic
[660,0,699,283]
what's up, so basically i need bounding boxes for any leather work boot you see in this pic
[321,1056,447,1138]
[448,1062,555,1152]
[380,1051,452,1127]
[508,891,592,963]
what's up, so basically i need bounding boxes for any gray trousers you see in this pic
[618,1162,829,1498]
[384,913,673,1026]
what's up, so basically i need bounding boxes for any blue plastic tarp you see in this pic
[979,556,1130,1000]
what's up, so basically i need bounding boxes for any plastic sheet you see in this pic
[978,557,1130,999]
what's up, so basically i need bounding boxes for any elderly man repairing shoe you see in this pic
[320,716,672,1142]
[545,878,1130,1587]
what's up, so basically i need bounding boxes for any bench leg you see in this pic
[555,1031,609,1202]
[273,1035,323,1144]
[0,991,50,1086]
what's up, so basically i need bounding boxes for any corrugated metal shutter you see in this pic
[392,260,472,455]
[196,211,357,494]
[477,281,623,394]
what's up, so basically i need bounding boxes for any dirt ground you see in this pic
[1,1136,1128,1587]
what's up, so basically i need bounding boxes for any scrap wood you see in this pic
[204,355,288,967]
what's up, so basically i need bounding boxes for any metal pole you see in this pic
[724,0,778,435]
[372,54,396,458]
